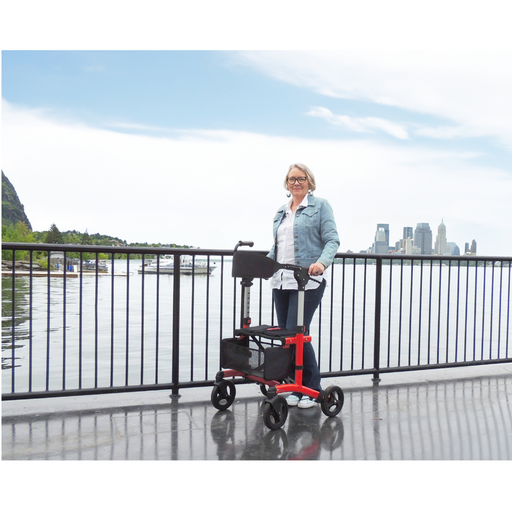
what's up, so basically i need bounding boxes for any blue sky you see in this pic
[3,51,311,135]
[2,4,512,256]
[4,50,510,157]
[4,50,445,143]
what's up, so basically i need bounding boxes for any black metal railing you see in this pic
[2,242,511,400]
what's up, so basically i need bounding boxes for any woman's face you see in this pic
[287,166,309,200]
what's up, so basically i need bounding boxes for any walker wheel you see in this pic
[263,395,288,430]
[320,385,344,417]
[211,379,236,410]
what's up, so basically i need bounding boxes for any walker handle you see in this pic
[234,241,254,251]
[278,263,323,287]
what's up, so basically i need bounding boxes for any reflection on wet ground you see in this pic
[3,366,512,460]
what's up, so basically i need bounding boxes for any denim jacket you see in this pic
[267,195,340,269]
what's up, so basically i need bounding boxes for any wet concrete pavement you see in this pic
[3,364,512,460]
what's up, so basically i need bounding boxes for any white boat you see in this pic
[81,260,109,273]
[138,256,215,275]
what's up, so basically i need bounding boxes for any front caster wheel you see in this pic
[263,395,288,430]
[211,379,236,410]
[320,385,344,417]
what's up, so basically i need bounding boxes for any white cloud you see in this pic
[3,99,511,256]
[413,125,483,140]
[307,106,410,140]
[105,121,168,132]
[235,50,512,151]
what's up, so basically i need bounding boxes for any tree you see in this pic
[81,230,91,245]
[44,223,63,244]
[1,221,35,260]
[2,221,33,243]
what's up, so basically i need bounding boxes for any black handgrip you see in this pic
[234,241,254,251]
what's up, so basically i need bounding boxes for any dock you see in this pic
[1,271,110,278]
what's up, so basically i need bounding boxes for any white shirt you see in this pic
[271,196,326,290]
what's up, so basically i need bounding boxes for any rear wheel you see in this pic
[320,385,344,417]
[263,395,288,430]
[211,379,236,410]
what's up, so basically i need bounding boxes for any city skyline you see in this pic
[368,219,476,256]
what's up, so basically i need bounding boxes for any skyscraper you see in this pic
[414,223,432,255]
[404,237,416,255]
[447,242,460,255]
[377,224,389,247]
[465,240,477,255]
[403,227,413,240]
[372,223,390,254]
[434,220,448,255]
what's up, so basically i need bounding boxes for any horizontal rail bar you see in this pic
[3,241,511,262]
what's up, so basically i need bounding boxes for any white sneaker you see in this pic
[298,396,317,409]
[286,394,301,406]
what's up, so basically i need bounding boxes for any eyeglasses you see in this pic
[287,176,308,184]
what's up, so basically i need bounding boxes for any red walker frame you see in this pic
[211,241,344,430]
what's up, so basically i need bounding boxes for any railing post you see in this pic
[171,257,181,398]
[373,257,383,382]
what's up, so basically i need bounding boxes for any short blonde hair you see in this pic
[284,163,316,192]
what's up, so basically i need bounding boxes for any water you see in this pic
[3,259,240,392]
[2,259,511,394]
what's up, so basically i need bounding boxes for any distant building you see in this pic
[434,220,449,255]
[464,240,477,255]
[371,224,390,254]
[447,242,460,256]
[403,227,413,240]
[49,251,65,263]
[394,227,414,253]
[378,224,390,247]
[404,237,420,255]
[414,223,433,255]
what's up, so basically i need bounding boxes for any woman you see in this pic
[267,163,340,409]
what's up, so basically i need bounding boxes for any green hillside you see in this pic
[2,170,32,229]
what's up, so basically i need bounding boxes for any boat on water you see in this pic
[80,260,109,273]
[138,256,215,275]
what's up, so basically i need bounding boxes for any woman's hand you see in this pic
[308,262,325,276]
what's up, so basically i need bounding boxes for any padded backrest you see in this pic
[232,251,277,279]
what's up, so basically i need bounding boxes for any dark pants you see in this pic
[272,280,326,392]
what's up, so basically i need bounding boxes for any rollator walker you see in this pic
[211,241,344,430]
